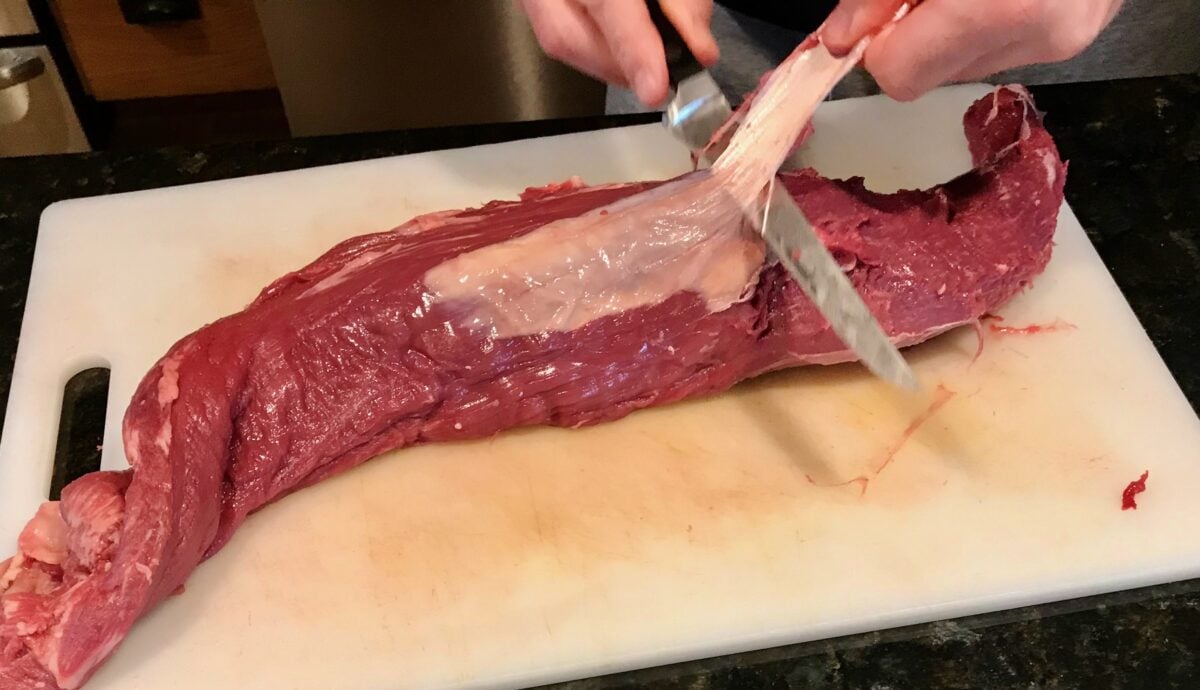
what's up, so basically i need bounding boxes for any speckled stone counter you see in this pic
[1,75,1197,688]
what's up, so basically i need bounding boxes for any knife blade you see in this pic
[761,177,919,390]
[646,0,919,391]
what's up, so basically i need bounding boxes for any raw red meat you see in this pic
[0,82,1065,689]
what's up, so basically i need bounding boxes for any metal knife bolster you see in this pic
[647,0,734,161]
[663,72,732,155]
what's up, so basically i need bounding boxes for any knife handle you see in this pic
[645,0,704,88]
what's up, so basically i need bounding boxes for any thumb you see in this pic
[822,0,907,55]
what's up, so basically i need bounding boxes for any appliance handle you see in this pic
[0,50,46,91]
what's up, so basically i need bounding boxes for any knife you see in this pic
[646,0,919,392]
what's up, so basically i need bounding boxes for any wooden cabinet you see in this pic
[50,0,276,101]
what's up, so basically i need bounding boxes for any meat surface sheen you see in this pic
[0,85,1065,688]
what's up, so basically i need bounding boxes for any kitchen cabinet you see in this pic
[50,0,276,100]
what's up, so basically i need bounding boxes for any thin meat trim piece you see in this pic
[1,33,1064,690]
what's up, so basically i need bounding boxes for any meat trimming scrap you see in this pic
[0,29,1066,690]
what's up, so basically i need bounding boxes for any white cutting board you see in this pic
[3,84,1200,689]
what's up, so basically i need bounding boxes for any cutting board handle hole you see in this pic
[50,367,110,500]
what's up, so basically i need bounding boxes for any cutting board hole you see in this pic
[50,367,110,500]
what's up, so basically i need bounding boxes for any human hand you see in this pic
[822,0,1124,101]
[519,0,719,108]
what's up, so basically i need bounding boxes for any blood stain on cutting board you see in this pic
[731,360,970,486]
[983,314,1077,336]
[803,385,957,497]
[236,408,831,630]
[189,249,324,322]
[966,314,1077,365]
[731,313,1115,509]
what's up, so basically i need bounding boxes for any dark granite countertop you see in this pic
[1,75,1198,687]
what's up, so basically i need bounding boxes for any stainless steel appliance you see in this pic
[253,0,607,137]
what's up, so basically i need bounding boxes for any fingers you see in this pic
[580,0,670,106]
[861,0,997,101]
[857,0,1124,102]
[948,5,1113,87]
[523,0,1119,108]
[823,0,908,55]
[521,0,628,86]
[522,0,718,108]
[660,0,720,65]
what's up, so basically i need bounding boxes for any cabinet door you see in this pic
[51,0,276,100]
